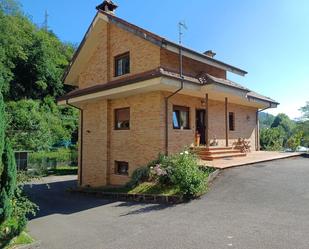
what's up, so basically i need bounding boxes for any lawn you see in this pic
[5,231,34,249]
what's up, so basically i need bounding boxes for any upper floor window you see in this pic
[173,105,190,129]
[115,107,130,130]
[229,112,235,131]
[115,52,130,77]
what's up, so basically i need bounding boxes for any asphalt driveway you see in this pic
[25,156,309,249]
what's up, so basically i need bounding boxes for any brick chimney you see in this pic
[204,50,216,58]
[96,0,118,15]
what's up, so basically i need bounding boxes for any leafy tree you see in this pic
[299,101,309,120]
[0,0,21,15]
[0,0,78,152]
[286,131,303,151]
[260,127,285,151]
[0,139,16,222]
[271,113,295,134]
[0,1,75,100]
[5,97,78,151]
[296,101,309,147]
[259,112,275,129]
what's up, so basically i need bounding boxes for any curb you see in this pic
[207,169,220,183]
[16,241,41,249]
[70,189,184,204]
[212,153,306,170]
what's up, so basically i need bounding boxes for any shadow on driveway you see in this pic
[24,176,173,219]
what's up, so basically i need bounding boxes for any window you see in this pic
[115,161,129,175]
[115,52,130,77]
[173,105,190,129]
[229,112,235,131]
[115,108,130,130]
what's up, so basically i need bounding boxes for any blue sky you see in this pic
[20,0,309,119]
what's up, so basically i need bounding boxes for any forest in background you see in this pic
[0,0,78,153]
[0,1,77,245]
[259,107,309,151]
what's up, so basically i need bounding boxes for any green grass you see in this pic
[5,231,34,249]
[128,182,181,196]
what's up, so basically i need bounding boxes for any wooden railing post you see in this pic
[225,97,228,147]
[205,93,209,147]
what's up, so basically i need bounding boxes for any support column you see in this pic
[256,111,260,151]
[205,94,209,147]
[225,97,229,147]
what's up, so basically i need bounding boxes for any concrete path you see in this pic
[25,156,309,249]
[199,151,303,169]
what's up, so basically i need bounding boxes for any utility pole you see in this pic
[43,10,49,31]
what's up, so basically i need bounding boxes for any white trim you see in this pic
[66,78,162,104]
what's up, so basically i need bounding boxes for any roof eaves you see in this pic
[58,68,162,102]
[62,12,100,84]
[247,92,279,105]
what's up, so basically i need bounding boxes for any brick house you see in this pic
[58,1,278,187]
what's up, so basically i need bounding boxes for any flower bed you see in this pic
[74,150,217,203]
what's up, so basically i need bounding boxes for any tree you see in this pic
[0,1,75,101]
[260,127,285,151]
[271,113,295,134]
[5,97,78,151]
[259,112,275,129]
[0,138,16,222]
[299,101,309,121]
[286,131,303,151]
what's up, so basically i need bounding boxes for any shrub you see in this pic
[286,132,303,151]
[29,147,77,175]
[167,151,207,198]
[127,151,208,198]
[126,166,149,188]
[260,127,285,151]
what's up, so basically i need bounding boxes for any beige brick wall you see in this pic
[78,91,258,187]
[79,100,108,187]
[78,22,160,89]
[163,92,258,154]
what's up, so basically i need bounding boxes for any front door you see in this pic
[196,109,206,145]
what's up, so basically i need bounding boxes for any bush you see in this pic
[29,147,77,175]
[126,166,150,188]
[167,151,207,198]
[260,127,285,151]
[286,132,303,151]
[128,151,208,198]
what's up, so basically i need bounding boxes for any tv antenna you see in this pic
[178,21,187,45]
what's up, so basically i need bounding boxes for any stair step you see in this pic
[196,146,233,151]
[197,149,242,155]
[200,153,247,161]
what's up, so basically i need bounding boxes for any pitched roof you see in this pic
[100,10,248,76]
[62,10,248,84]
[58,67,278,105]
[247,91,279,104]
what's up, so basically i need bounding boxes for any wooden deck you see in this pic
[198,151,304,169]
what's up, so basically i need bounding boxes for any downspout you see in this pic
[164,45,184,155]
[66,100,84,186]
